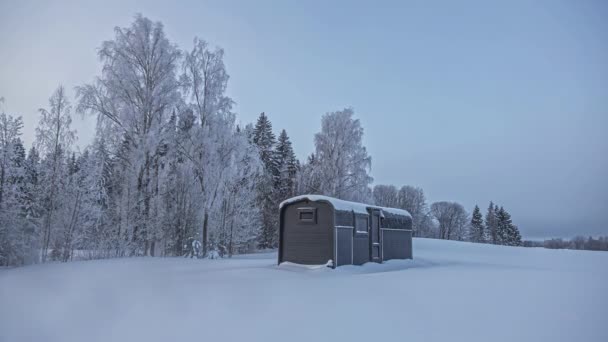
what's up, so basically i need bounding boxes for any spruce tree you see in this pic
[274,129,297,202]
[499,207,522,246]
[510,224,523,246]
[469,205,485,243]
[24,146,41,221]
[495,206,520,246]
[494,206,506,245]
[485,202,497,244]
[252,113,277,173]
[252,112,279,248]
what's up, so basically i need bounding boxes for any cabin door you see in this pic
[370,210,382,263]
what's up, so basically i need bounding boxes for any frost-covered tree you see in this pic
[178,36,241,256]
[485,202,498,244]
[495,206,509,245]
[430,201,469,240]
[252,113,277,173]
[157,112,199,257]
[312,108,372,202]
[36,86,76,262]
[0,104,37,266]
[0,107,23,208]
[469,205,485,243]
[102,131,137,257]
[182,37,232,127]
[397,185,434,237]
[23,146,42,246]
[77,14,181,256]
[295,153,320,195]
[53,152,84,262]
[495,206,522,246]
[252,112,279,248]
[76,136,112,259]
[274,129,297,202]
[373,184,399,208]
[211,127,262,256]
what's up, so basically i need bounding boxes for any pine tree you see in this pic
[485,202,497,244]
[469,205,485,243]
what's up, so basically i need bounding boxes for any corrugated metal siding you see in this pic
[382,212,413,230]
[353,235,369,265]
[335,210,354,226]
[381,229,413,260]
[336,227,353,266]
[280,201,333,265]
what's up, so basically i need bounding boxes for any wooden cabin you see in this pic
[279,195,413,268]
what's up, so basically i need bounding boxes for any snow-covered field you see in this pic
[1,238,607,342]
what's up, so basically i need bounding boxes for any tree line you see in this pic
[372,185,523,246]
[1,14,534,267]
[0,15,376,266]
[524,236,608,251]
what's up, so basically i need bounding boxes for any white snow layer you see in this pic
[1,238,607,342]
[279,194,412,217]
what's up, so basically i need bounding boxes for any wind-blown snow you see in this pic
[1,238,606,342]
[280,194,412,217]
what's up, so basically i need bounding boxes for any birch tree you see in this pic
[431,201,469,240]
[313,108,372,202]
[398,185,434,237]
[36,86,76,261]
[179,37,237,256]
[77,14,181,256]
[373,184,399,208]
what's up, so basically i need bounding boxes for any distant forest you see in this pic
[0,15,600,267]
[524,236,608,252]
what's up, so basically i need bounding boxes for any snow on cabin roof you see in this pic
[279,195,412,218]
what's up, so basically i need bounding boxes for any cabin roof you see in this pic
[280,194,412,218]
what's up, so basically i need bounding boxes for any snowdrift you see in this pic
[1,238,607,342]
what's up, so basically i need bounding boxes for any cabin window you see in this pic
[297,207,317,224]
[355,216,369,233]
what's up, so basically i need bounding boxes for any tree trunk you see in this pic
[228,219,234,258]
[202,211,208,257]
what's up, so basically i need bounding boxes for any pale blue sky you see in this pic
[1,0,607,238]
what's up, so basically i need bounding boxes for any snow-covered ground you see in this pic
[1,238,607,342]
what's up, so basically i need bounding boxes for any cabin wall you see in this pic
[353,213,370,265]
[335,210,371,266]
[279,197,414,268]
[381,212,413,261]
[335,227,353,266]
[382,229,413,260]
[280,201,333,265]
[334,210,353,266]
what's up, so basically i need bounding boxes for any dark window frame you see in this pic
[297,207,317,224]
[355,214,369,234]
